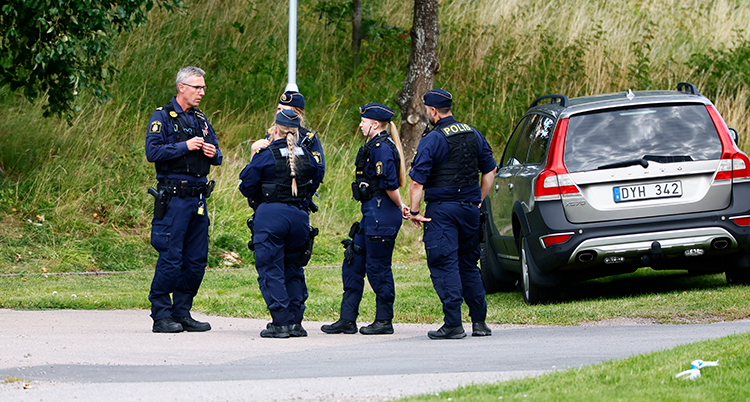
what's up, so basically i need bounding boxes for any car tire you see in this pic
[520,235,560,305]
[726,268,750,285]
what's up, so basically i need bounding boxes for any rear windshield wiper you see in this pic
[598,158,649,170]
[643,155,693,163]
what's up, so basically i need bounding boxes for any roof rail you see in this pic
[529,94,570,109]
[677,82,701,96]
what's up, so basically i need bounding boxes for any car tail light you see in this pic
[540,233,574,248]
[730,216,750,226]
[707,105,750,182]
[534,118,581,200]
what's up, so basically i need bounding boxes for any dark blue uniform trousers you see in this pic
[253,202,309,326]
[423,201,487,327]
[149,195,209,320]
[340,197,400,322]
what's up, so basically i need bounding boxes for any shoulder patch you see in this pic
[312,151,322,164]
[376,161,383,176]
[149,121,162,134]
[439,123,473,137]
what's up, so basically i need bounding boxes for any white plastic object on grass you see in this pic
[675,359,719,380]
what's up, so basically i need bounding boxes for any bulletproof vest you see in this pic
[155,103,212,177]
[259,140,314,205]
[352,132,400,202]
[424,122,479,189]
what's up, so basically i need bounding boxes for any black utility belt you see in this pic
[426,200,480,206]
[158,179,214,198]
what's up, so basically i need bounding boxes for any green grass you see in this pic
[1,266,748,325]
[400,331,750,401]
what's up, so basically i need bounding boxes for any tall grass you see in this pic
[1,0,749,273]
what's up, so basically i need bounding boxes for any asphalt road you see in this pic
[1,310,749,401]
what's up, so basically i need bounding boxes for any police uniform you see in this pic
[239,110,323,338]
[145,95,222,332]
[409,89,496,339]
[273,91,326,176]
[322,103,403,335]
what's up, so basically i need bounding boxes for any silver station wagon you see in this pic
[480,83,750,304]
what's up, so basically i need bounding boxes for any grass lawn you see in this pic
[400,331,750,401]
[1,264,748,326]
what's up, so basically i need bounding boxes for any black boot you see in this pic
[152,317,183,333]
[472,322,492,337]
[427,324,466,340]
[359,320,394,335]
[288,323,308,337]
[321,319,357,334]
[261,324,290,338]
[172,316,211,332]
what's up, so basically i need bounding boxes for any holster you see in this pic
[148,187,171,220]
[341,221,364,263]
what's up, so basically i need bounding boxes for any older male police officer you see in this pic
[408,88,497,339]
[145,66,222,333]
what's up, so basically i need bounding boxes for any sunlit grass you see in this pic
[1,266,748,325]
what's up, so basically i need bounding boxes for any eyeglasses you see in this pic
[182,83,207,91]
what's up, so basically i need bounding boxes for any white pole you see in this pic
[286,0,299,92]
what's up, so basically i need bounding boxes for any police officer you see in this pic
[251,91,325,174]
[408,88,497,339]
[321,103,410,335]
[145,66,222,333]
[239,109,323,338]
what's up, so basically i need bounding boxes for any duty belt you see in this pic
[158,179,213,198]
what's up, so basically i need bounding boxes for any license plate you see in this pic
[613,181,683,203]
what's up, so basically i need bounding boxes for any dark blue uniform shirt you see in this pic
[238,138,324,200]
[145,97,223,184]
[409,116,496,203]
[366,131,400,192]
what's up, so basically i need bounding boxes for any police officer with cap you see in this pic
[251,91,325,175]
[239,109,324,338]
[145,66,222,333]
[321,103,410,335]
[408,88,497,339]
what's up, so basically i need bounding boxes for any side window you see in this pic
[501,116,529,167]
[526,116,555,165]
[513,114,539,164]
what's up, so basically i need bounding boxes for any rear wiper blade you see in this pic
[643,155,693,163]
[598,158,649,170]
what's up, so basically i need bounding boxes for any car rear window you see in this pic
[564,104,722,173]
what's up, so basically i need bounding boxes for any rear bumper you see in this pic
[523,184,750,280]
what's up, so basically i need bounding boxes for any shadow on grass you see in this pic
[558,269,729,303]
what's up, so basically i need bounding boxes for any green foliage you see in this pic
[689,30,750,99]
[0,0,182,117]
[1,0,750,276]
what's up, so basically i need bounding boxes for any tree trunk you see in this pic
[396,0,439,169]
[352,0,362,65]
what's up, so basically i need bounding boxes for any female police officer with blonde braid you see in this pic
[321,103,409,335]
[239,109,323,338]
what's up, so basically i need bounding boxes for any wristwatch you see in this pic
[410,210,420,216]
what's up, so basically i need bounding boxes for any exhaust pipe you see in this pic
[712,238,730,250]
[576,251,596,263]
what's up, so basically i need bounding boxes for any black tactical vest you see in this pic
[258,140,314,205]
[352,132,400,202]
[155,103,212,177]
[424,122,479,189]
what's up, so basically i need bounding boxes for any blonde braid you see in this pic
[388,121,406,187]
[279,125,300,196]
